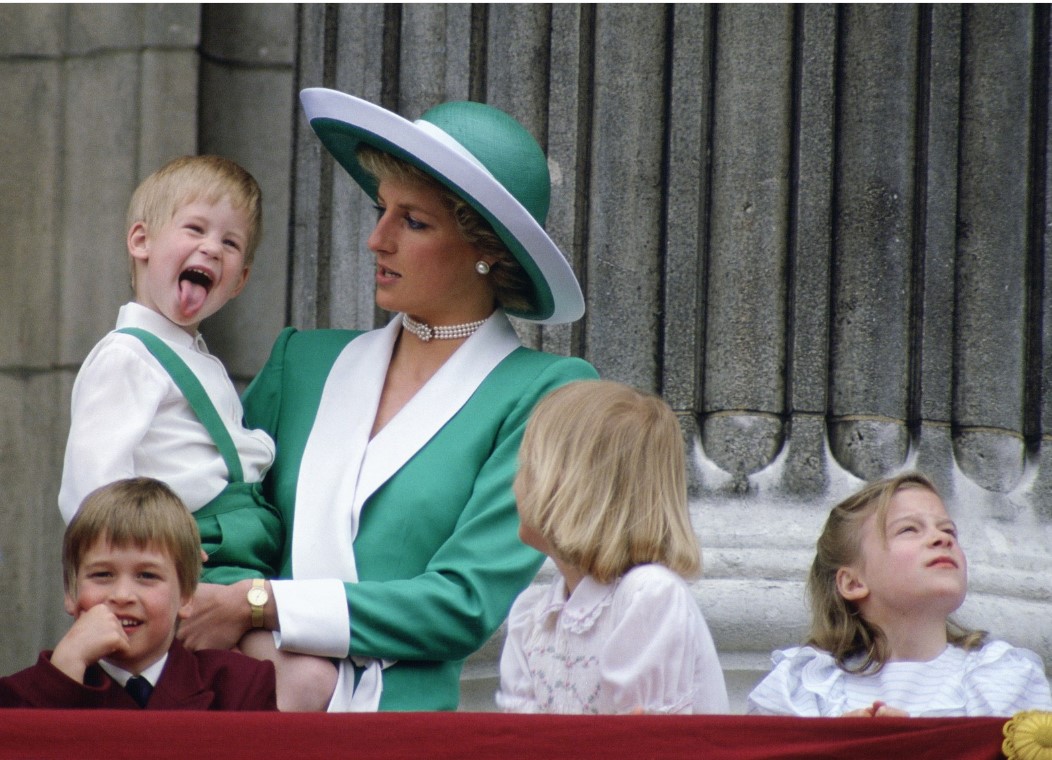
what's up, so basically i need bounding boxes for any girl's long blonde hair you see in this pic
[516,380,701,583]
[806,471,985,673]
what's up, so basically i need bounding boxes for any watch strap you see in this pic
[249,578,266,628]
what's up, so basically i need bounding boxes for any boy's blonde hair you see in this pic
[806,471,985,673]
[126,155,263,265]
[356,146,535,314]
[516,380,701,583]
[63,478,203,598]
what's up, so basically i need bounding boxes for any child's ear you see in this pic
[63,593,78,618]
[229,265,252,299]
[176,593,194,621]
[835,566,869,601]
[128,221,150,262]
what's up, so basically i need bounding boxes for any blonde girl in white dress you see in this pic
[496,380,728,715]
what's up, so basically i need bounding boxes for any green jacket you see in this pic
[242,316,597,710]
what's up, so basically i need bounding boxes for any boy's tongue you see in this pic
[178,277,207,316]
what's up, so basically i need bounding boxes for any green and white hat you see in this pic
[300,87,585,324]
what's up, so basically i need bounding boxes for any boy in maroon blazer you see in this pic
[0,478,276,709]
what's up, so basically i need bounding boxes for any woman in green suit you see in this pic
[179,89,597,711]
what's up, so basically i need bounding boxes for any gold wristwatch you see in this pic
[247,578,268,628]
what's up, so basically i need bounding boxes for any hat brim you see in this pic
[300,88,584,324]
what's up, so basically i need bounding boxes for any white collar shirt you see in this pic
[58,302,275,521]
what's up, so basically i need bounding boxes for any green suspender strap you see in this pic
[118,327,245,481]
[116,327,282,583]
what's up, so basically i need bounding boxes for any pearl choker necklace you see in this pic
[402,314,486,342]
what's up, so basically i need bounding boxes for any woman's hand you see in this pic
[177,581,252,651]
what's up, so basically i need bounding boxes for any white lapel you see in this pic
[356,312,519,503]
[292,311,520,582]
[292,319,396,581]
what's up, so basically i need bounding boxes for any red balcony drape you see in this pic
[0,711,1012,760]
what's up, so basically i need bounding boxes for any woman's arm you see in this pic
[228,326,598,665]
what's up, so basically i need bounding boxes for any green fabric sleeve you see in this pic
[242,327,598,709]
[345,353,598,662]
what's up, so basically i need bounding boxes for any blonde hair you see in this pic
[356,146,535,313]
[516,380,701,583]
[807,471,985,673]
[63,478,202,598]
[127,154,263,265]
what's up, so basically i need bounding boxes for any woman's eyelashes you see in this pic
[372,204,427,230]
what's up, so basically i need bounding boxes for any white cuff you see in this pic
[271,578,350,658]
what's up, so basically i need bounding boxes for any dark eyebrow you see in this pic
[373,185,443,219]
[387,200,437,218]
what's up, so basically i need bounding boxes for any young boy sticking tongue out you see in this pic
[56,156,337,712]
[58,155,282,590]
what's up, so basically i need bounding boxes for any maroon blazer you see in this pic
[0,640,276,710]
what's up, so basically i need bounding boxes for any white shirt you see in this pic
[747,641,1052,717]
[58,302,275,521]
[496,563,729,714]
[99,655,167,688]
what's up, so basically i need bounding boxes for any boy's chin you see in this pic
[156,305,205,333]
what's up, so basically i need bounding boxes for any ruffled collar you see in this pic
[775,643,959,669]
[772,642,1023,717]
[539,574,617,635]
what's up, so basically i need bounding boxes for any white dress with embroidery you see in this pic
[747,641,1052,717]
[496,563,729,714]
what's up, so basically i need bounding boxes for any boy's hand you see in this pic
[50,604,131,684]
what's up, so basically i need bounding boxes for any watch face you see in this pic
[248,588,268,606]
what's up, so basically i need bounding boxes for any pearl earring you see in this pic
[475,260,491,275]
